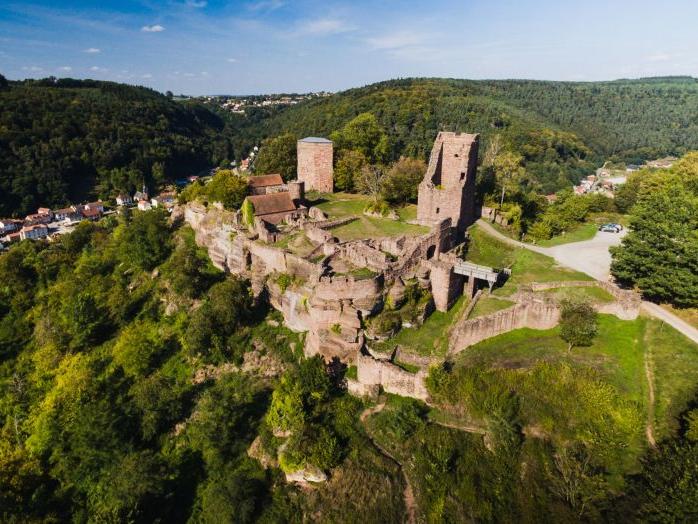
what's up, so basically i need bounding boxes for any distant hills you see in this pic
[236,76,698,192]
[4,75,698,216]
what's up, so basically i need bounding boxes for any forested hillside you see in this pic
[0,76,236,216]
[239,77,698,192]
[4,75,698,217]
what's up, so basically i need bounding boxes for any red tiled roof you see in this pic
[248,174,283,188]
[82,208,101,217]
[247,192,296,216]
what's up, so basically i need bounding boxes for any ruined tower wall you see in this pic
[417,132,479,232]
[297,139,334,193]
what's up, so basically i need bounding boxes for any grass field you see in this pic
[536,222,598,247]
[444,314,698,477]
[309,192,428,241]
[466,225,592,296]
[388,296,469,357]
[543,285,615,303]
[468,296,514,319]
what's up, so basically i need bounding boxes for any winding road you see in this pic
[476,219,698,345]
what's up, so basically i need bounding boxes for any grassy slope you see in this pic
[468,296,514,319]
[466,224,592,296]
[447,314,698,476]
[389,296,469,357]
[311,192,428,240]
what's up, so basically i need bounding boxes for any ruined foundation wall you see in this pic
[356,354,429,400]
[449,300,560,354]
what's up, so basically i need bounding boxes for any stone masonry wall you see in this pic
[297,140,333,193]
[449,299,560,354]
[356,354,429,400]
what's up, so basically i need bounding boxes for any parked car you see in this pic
[599,223,622,233]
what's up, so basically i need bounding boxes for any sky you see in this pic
[2,0,698,95]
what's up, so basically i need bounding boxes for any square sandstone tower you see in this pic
[297,137,334,193]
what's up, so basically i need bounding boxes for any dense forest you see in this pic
[0,76,237,217]
[233,76,698,192]
[4,74,698,217]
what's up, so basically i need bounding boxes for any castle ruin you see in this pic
[297,137,334,193]
[417,132,479,233]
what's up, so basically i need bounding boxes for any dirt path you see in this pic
[643,333,657,448]
[359,403,417,524]
[430,418,487,434]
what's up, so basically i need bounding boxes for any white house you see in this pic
[19,224,49,240]
[137,200,152,211]
[116,194,133,206]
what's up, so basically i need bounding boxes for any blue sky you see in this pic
[2,0,698,94]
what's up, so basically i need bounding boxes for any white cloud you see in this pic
[141,73,153,78]
[84,47,101,54]
[227,57,238,63]
[186,0,207,6]
[58,66,72,72]
[366,31,425,50]
[647,52,671,62]
[90,65,108,72]
[247,0,285,11]
[141,24,165,33]
[22,65,43,72]
[296,18,353,36]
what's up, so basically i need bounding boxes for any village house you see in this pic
[24,212,52,226]
[85,201,105,213]
[116,193,133,206]
[0,219,23,235]
[137,199,152,211]
[134,187,149,202]
[37,207,53,218]
[53,207,79,222]
[81,208,102,221]
[19,224,49,240]
[151,191,176,210]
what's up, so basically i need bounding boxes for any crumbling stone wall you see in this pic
[449,299,560,354]
[417,132,479,233]
[525,281,641,320]
[356,354,429,400]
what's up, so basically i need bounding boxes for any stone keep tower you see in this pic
[417,132,479,232]
[297,137,334,193]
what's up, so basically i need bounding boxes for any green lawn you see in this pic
[543,285,615,304]
[645,318,698,440]
[466,225,592,297]
[310,192,428,241]
[389,296,469,357]
[536,222,598,247]
[468,296,514,319]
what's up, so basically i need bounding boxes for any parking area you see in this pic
[542,229,627,281]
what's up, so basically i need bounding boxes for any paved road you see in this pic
[476,219,698,345]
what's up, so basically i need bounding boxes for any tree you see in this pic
[381,156,426,205]
[330,113,389,164]
[205,169,249,210]
[611,169,698,307]
[492,151,525,209]
[559,299,598,351]
[254,133,297,181]
[355,164,383,201]
[334,150,367,192]
[119,208,172,270]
